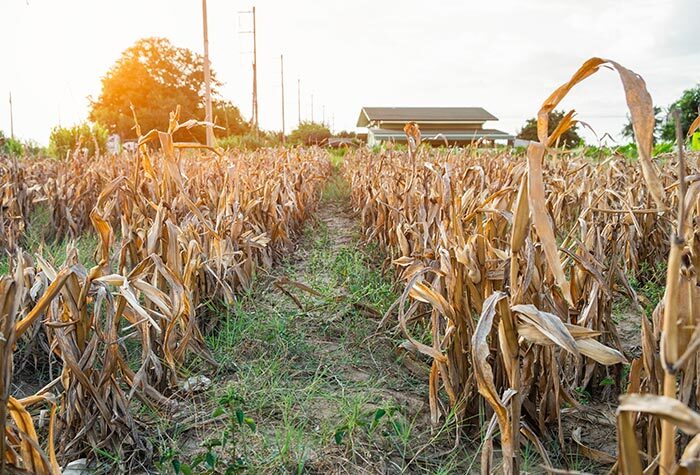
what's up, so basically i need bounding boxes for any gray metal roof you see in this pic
[368,128,513,141]
[357,107,498,127]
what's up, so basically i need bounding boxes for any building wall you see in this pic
[376,122,485,131]
[367,130,378,147]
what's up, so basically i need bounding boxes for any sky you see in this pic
[0,0,698,145]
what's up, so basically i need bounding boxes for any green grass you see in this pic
[172,224,400,470]
[320,173,350,203]
[327,147,347,168]
[155,174,481,473]
[628,261,666,316]
[0,205,98,275]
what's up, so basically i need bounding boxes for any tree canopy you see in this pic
[214,100,250,137]
[517,110,582,148]
[0,131,23,157]
[621,106,664,144]
[660,85,700,141]
[89,37,247,142]
[289,122,331,146]
[48,123,108,159]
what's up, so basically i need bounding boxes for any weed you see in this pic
[629,261,666,316]
[161,389,256,474]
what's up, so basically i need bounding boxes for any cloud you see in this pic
[655,0,698,56]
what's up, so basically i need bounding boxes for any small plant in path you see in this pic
[159,388,257,474]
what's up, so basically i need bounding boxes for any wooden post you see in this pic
[280,54,285,144]
[659,109,686,473]
[251,6,258,130]
[9,92,14,140]
[201,0,214,146]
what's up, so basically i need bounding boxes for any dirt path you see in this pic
[161,173,477,474]
[153,171,649,474]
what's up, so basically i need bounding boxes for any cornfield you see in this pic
[3,59,700,474]
[347,58,700,474]
[0,110,330,473]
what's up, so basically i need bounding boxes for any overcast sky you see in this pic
[0,0,697,145]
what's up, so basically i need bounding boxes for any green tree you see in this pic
[213,100,250,137]
[0,130,23,157]
[21,140,46,157]
[288,122,331,146]
[48,123,108,159]
[660,85,700,141]
[334,130,357,139]
[517,110,583,148]
[217,131,281,151]
[621,106,664,144]
[89,37,228,142]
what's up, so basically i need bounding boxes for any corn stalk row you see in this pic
[347,58,700,473]
[1,112,331,473]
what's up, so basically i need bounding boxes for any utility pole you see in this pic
[201,0,214,146]
[297,79,301,124]
[322,105,325,126]
[311,94,314,123]
[280,54,285,143]
[239,6,259,130]
[8,92,14,140]
[252,6,258,130]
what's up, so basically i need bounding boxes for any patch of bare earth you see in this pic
[559,300,645,472]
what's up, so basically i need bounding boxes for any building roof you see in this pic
[368,128,513,141]
[357,107,498,127]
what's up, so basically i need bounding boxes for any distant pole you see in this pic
[311,94,314,122]
[201,0,214,146]
[251,6,258,130]
[8,92,14,140]
[280,54,285,143]
[297,79,301,124]
[322,105,325,125]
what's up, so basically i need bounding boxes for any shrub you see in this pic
[616,143,638,159]
[48,123,108,159]
[517,110,582,148]
[288,121,331,146]
[652,141,674,156]
[217,131,281,151]
[22,140,47,157]
[0,131,23,157]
